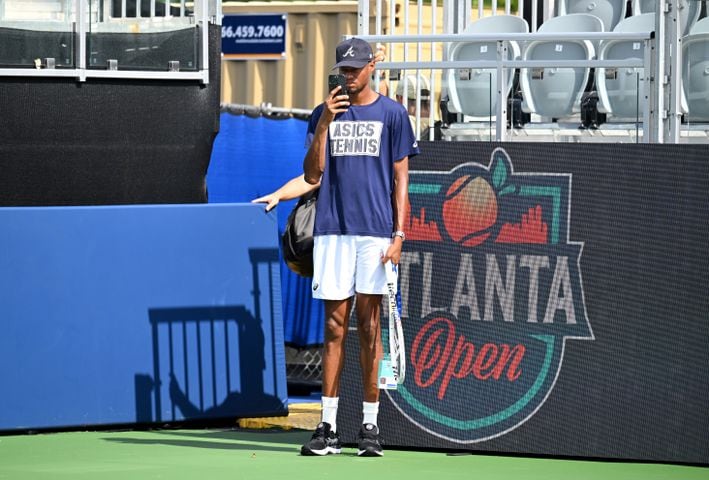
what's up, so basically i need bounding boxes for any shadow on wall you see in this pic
[135,248,286,422]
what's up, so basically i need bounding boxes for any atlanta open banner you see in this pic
[338,142,709,465]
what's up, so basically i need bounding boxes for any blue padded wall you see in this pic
[0,203,287,430]
[208,113,324,347]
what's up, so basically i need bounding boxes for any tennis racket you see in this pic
[385,261,406,385]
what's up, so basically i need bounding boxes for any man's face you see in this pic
[339,62,374,94]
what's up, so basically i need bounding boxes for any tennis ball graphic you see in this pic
[442,175,498,247]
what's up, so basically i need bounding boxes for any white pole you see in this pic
[665,0,681,143]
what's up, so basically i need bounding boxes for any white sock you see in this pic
[362,401,379,427]
[321,396,339,433]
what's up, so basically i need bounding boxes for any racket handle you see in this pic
[385,260,398,287]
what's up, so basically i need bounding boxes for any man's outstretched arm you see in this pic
[252,174,320,212]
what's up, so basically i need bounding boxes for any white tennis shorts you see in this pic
[311,234,391,300]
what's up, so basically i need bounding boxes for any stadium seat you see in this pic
[446,15,529,119]
[690,16,709,35]
[519,14,603,119]
[557,0,626,32]
[680,30,709,121]
[596,13,655,120]
[632,0,701,36]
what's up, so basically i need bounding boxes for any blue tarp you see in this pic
[207,113,324,347]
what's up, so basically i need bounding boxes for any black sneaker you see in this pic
[357,423,383,457]
[300,422,342,456]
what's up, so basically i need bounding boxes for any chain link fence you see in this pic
[285,345,323,390]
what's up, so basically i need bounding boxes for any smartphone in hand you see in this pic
[328,74,347,94]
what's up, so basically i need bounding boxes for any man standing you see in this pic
[300,37,418,457]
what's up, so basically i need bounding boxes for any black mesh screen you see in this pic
[0,24,220,206]
[338,142,709,465]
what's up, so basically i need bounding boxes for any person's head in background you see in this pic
[395,74,431,118]
[369,43,389,95]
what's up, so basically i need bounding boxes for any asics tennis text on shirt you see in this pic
[329,121,383,156]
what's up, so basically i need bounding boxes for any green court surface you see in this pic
[0,428,705,480]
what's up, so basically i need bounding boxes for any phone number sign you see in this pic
[222,14,287,60]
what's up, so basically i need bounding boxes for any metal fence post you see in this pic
[665,0,681,143]
[496,40,508,141]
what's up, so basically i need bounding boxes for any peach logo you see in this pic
[389,147,593,443]
[442,175,498,247]
[406,148,548,246]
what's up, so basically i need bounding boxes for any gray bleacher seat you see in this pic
[680,22,709,121]
[679,17,709,116]
[520,13,603,119]
[596,13,655,120]
[557,0,626,32]
[633,0,701,36]
[446,15,529,119]
[690,16,709,35]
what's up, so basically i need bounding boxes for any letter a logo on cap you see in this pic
[333,38,373,69]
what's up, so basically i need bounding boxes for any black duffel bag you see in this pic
[281,189,318,277]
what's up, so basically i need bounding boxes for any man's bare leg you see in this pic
[356,293,383,402]
[301,297,352,456]
[355,292,385,456]
[322,297,354,398]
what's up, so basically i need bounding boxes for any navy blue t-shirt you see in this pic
[305,95,419,238]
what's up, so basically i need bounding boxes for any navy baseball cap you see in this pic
[332,37,374,70]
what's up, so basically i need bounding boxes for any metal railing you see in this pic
[358,0,703,144]
[358,31,655,142]
[0,0,221,83]
[104,0,191,19]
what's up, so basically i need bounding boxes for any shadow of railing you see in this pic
[135,247,284,424]
[141,305,284,422]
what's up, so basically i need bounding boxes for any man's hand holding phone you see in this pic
[327,74,349,116]
[328,74,347,94]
